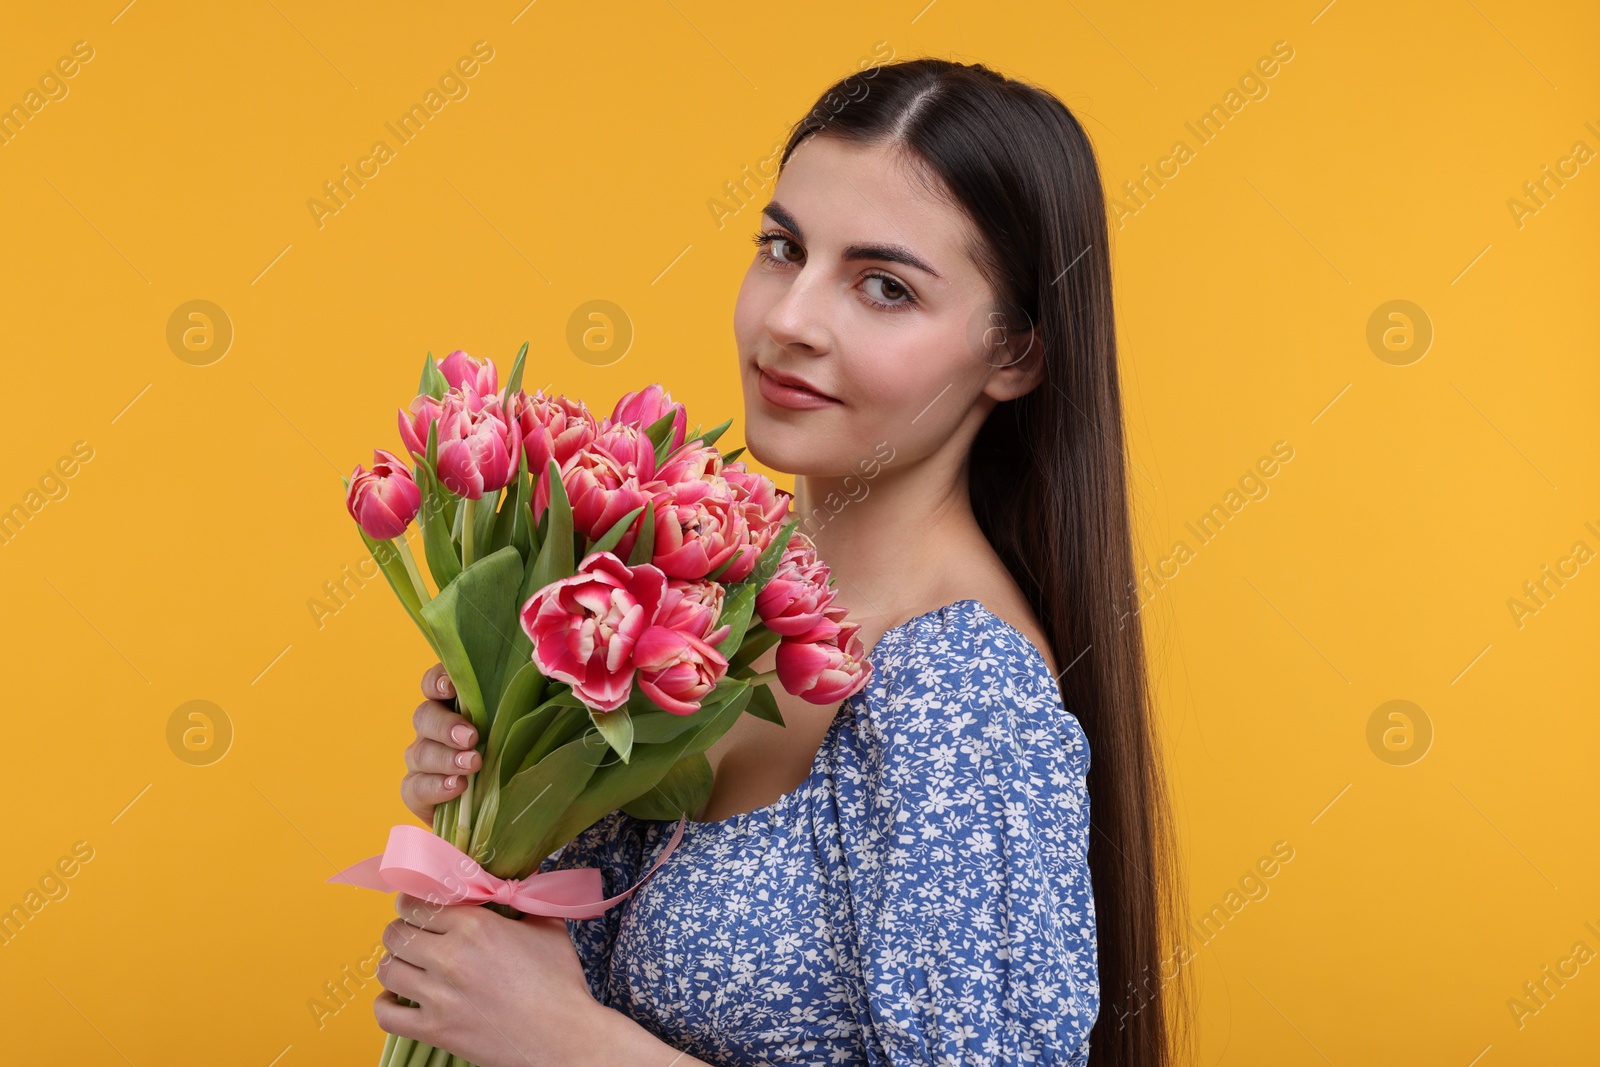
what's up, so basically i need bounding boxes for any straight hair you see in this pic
[778,56,1192,1067]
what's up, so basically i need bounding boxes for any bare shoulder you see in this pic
[937,562,1058,676]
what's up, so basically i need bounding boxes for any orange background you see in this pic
[2,1,1595,1064]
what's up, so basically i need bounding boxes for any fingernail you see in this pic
[455,751,473,769]
[444,775,460,790]
[451,725,474,747]
[438,677,454,696]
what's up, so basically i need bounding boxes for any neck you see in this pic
[788,442,994,632]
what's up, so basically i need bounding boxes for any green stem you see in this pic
[748,669,779,688]
[461,496,477,568]
[453,772,475,852]
[404,1038,439,1067]
[396,535,432,606]
[378,1031,398,1067]
[383,1035,416,1067]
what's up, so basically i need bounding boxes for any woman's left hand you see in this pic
[374,891,604,1067]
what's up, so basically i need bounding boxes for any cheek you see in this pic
[732,266,769,351]
[839,326,962,409]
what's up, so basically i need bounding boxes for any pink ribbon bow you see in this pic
[326,814,689,919]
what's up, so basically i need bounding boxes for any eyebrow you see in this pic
[761,200,943,280]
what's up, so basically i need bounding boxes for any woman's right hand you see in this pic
[402,663,483,825]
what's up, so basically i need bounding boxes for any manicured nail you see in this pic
[444,775,460,790]
[455,751,474,769]
[451,725,473,747]
[438,677,454,696]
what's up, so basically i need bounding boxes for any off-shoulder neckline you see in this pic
[874,597,1053,679]
[676,598,1053,834]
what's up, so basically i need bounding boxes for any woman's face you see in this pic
[733,134,1040,478]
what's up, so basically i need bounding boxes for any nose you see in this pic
[761,265,832,356]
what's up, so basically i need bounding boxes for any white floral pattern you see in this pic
[539,598,1098,1065]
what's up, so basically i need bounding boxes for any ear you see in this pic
[983,327,1047,402]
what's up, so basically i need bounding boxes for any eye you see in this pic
[749,230,920,313]
[861,271,917,311]
[750,230,804,266]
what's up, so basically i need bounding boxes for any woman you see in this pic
[376,57,1186,1067]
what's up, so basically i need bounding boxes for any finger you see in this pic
[421,662,456,700]
[377,943,433,1000]
[412,699,477,750]
[400,772,465,821]
[395,892,467,933]
[384,913,446,964]
[405,737,481,776]
[373,988,429,1042]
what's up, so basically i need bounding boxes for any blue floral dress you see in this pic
[539,598,1099,1065]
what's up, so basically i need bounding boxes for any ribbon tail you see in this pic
[511,814,690,919]
[327,853,390,891]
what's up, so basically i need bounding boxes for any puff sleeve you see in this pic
[834,628,1099,1066]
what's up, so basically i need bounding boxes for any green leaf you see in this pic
[500,341,529,410]
[483,660,548,777]
[589,504,645,557]
[628,704,716,744]
[589,704,634,762]
[495,481,577,701]
[621,752,713,821]
[625,498,657,567]
[744,682,785,726]
[720,446,745,464]
[678,678,755,756]
[354,525,421,620]
[418,544,525,736]
[467,779,501,862]
[726,623,780,674]
[506,691,589,779]
[528,458,575,590]
[520,681,754,875]
[482,730,610,879]
[509,449,534,564]
[472,484,501,556]
[412,422,461,589]
[642,409,680,452]
[418,351,449,399]
[745,516,798,591]
[713,582,757,656]
[491,700,567,788]
[694,417,733,450]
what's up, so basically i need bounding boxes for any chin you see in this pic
[739,413,843,478]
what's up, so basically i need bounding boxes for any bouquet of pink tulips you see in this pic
[333,345,872,1067]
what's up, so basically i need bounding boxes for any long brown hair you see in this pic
[777,57,1191,1067]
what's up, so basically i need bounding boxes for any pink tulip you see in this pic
[397,392,447,459]
[437,350,498,398]
[755,532,838,637]
[605,383,687,453]
[774,609,873,704]
[346,449,422,540]
[513,389,600,520]
[436,387,522,500]
[724,461,792,529]
[519,551,668,712]
[632,625,729,715]
[571,474,656,560]
[657,580,731,646]
[654,444,724,508]
[557,425,661,553]
[652,485,751,581]
[724,460,794,563]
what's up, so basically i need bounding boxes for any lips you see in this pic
[758,365,836,401]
